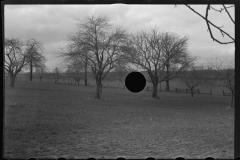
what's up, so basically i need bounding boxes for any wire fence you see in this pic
[145,86,232,96]
[5,75,232,96]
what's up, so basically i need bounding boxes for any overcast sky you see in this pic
[5,4,235,71]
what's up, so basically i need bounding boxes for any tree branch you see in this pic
[185,4,234,44]
[222,4,235,24]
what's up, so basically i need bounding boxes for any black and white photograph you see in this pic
[4,3,235,159]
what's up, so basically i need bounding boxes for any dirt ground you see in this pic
[4,80,234,159]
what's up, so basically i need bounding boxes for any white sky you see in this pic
[4,4,235,71]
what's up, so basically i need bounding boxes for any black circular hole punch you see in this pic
[116,157,126,160]
[27,158,37,160]
[174,157,185,160]
[204,157,215,160]
[57,157,67,160]
[145,157,156,160]
[125,71,146,93]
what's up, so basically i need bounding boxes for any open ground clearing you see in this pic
[4,80,234,159]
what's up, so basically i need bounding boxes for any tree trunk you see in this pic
[77,80,80,86]
[152,83,159,99]
[40,76,42,82]
[85,76,88,86]
[84,53,88,86]
[9,73,16,88]
[30,64,33,81]
[166,80,170,92]
[100,83,102,93]
[94,80,101,99]
[166,63,170,92]
[190,88,194,97]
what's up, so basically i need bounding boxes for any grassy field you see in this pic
[4,79,234,159]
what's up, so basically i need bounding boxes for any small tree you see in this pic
[25,39,45,81]
[180,66,204,97]
[161,32,189,92]
[35,64,47,82]
[66,60,83,86]
[59,44,90,87]
[52,67,61,83]
[207,58,235,108]
[4,38,28,87]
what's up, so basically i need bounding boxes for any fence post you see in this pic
[210,89,212,95]
[198,89,200,94]
[223,90,225,96]
[176,88,177,93]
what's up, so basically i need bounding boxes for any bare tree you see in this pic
[180,65,204,97]
[58,45,89,87]
[161,32,189,91]
[184,4,234,44]
[66,59,84,86]
[52,67,61,84]
[35,64,47,82]
[4,38,28,87]
[62,40,90,86]
[64,15,126,99]
[25,39,45,81]
[207,58,235,108]
[124,28,195,99]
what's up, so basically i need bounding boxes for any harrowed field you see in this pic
[4,80,234,159]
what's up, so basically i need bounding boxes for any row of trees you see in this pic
[4,12,234,108]
[4,38,46,87]
[57,15,234,107]
[57,15,195,99]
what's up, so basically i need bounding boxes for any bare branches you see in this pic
[52,67,61,83]
[207,58,234,89]
[222,4,235,24]
[185,4,234,45]
[207,58,235,108]
[125,28,194,98]
[180,65,204,97]
[23,39,45,81]
[4,37,30,87]
[4,38,27,74]
[60,15,127,98]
